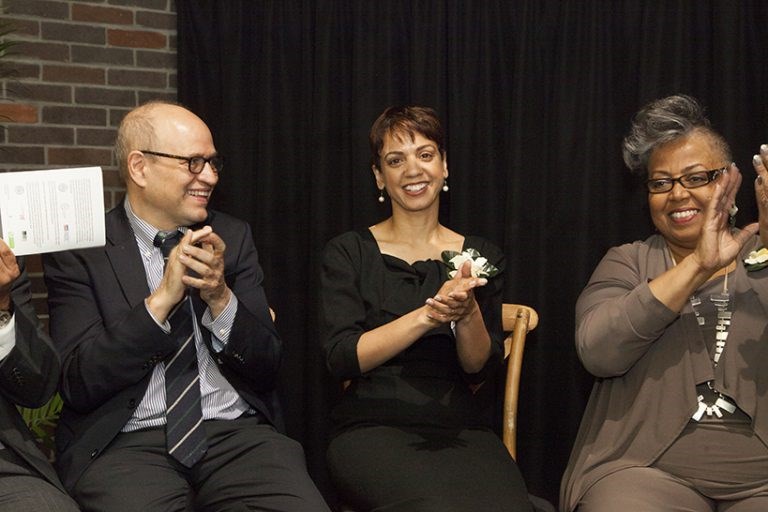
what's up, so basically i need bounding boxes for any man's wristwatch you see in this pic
[0,309,12,328]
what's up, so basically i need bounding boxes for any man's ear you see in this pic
[126,151,149,188]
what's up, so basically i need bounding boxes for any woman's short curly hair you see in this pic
[621,94,731,175]
[369,106,445,169]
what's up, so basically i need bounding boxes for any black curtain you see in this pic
[176,1,768,506]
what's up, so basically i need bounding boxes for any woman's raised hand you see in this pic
[693,163,757,272]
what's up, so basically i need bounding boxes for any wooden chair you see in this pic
[501,303,539,460]
[502,304,556,512]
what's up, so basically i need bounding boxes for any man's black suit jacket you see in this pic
[0,258,65,491]
[43,205,284,492]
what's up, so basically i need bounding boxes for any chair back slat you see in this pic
[501,303,539,460]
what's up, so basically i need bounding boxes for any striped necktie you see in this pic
[154,230,208,467]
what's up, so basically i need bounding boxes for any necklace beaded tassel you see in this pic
[690,269,737,421]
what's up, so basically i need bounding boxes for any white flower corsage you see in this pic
[441,248,499,279]
[744,247,768,272]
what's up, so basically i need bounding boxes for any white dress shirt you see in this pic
[122,199,251,432]
[0,315,15,361]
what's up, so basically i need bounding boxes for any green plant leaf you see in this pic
[18,393,63,457]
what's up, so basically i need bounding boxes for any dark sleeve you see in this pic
[320,233,507,382]
[462,237,506,383]
[43,248,178,413]
[213,221,283,392]
[43,216,284,413]
[320,233,366,380]
[0,257,60,408]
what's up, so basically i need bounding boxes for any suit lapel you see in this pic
[104,206,151,307]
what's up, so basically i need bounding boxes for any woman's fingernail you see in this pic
[762,144,768,153]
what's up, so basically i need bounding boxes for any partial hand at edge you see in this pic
[752,146,768,248]
[0,239,20,310]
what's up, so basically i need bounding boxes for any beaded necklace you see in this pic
[668,248,737,421]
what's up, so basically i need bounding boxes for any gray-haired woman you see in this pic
[561,94,768,511]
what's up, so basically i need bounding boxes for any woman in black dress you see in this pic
[320,106,532,512]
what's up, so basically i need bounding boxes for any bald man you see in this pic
[43,101,329,512]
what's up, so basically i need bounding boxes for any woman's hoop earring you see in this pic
[442,179,449,192]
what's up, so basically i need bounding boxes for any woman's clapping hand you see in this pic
[425,260,487,325]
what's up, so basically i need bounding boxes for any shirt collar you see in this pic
[123,198,187,254]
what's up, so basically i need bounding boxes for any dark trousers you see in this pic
[72,417,330,512]
[0,447,79,511]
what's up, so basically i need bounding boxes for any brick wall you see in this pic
[0,0,178,321]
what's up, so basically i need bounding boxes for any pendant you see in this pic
[715,396,737,414]
[710,292,730,308]
[691,386,737,421]
[690,296,705,326]
[692,396,707,421]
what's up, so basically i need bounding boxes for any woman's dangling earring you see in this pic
[442,178,449,192]
[378,188,386,203]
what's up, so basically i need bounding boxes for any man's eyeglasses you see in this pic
[645,168,726,194]
[140,150,223,174]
